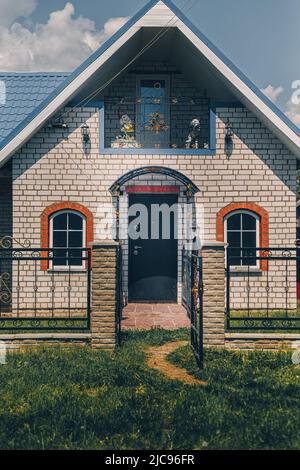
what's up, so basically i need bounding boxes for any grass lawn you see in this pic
[0,328,299,450]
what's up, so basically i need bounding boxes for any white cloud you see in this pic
[260,83,300,130]
[285,99,300,128]
[0,81,6,104]
[260,84,284,104]
[0,0,38,27]
[0,2,128,71]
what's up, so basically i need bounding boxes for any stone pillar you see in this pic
[90,241,120,349]
[201,242,226,348]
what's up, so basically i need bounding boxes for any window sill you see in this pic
[47,267,87,273]
[100,148,216,156]
[229,266,261,274]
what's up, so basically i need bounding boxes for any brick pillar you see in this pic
[90,241,120,349]
[201,242,226,348]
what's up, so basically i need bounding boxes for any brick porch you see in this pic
[122,304,190,330]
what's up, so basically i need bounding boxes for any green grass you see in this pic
[0,328,299,450]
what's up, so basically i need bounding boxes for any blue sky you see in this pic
[0,0,299,126]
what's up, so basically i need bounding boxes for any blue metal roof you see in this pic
[0,0,299,155]
[0,72,69,144]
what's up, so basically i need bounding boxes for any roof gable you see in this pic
[0,0,299,165]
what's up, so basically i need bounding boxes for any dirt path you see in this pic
[146,340,207,386]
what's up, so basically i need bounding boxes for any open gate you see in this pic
[182,250,204,368]
[116,245,123,346]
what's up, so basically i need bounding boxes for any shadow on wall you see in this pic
[13,106,297,200]
[219,107,297,195]
[0,161,13,312]
[12,109,96,182]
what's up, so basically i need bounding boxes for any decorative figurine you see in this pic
[118,114,134,139]
[112,114,140,148]
[185,118,201,149]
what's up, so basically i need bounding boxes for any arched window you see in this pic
[50,210,86,268]
[216,202,269,271]
[41,202,93,271]
[224,210,259,267]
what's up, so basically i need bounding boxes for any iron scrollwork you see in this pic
[0,272,11,304]
[0,236,31,249]
[0,245,92,331]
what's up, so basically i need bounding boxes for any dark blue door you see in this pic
[128,194,178,302]
[136,77,170,149]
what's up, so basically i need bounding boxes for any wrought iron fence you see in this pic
[0,245,91,331]
[226,247,300,331]
[182,249,204,368]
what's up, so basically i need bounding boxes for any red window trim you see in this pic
[216,202,269,271]
[126,185,180,193]
[40,202,94,271]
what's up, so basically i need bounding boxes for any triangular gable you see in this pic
[0,0,299,167]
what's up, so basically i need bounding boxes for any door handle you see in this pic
[134,246,142,256]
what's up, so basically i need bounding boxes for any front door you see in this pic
[128,194,178,302]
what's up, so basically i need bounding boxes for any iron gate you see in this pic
[0,246,91,331]
[182,250,204,368]
[226,247,300,330]
[116,244,123,346]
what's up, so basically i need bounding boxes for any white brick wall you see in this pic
[11,104,297,311]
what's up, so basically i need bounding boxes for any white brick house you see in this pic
[0,0,299,313]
